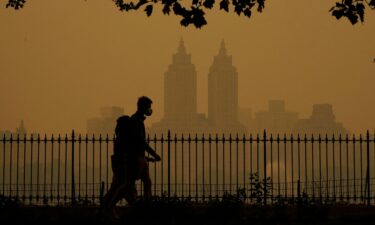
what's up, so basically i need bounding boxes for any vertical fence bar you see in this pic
[64,134,68,203]
[30,135,34,204]
[181,134,184,199]
[57,135,61,203]
[23,134,27,202]
[360,134,363,201]
[229,134,232,194]
[9,134,12,199]
[2,134,5,197]
[78,134,82,200]
[318,134,322,202]
[222,134,225,196]
[43,134,47,203]
[16,134,20,201]
[304,134,307,198]
[339,134,343,201]
[161,134,164,196]
[216,134,219,199]
[174,134,177,197]
[195,133,198,201]
[51,135,54,203]
[167,130,171,199]
[366,130,370,206]
[71,130,76,205]
[333,134,336,202]
[263,130,267,206]
[243,134,246,196]
[99,134,102,199]
[291,134,294,202]
[345,134,350,201]
[106,134,109,193]
[188,134,191,198]
[209,134,212,199]
[250,134,253,202]
[284,134,287,200]
[277,134,280,199]
[353,134,357,201]
[85,134,88,202]
[236,134,239,195]
[202,134,205,200]
[92,134,95,202]
[37,134,40,203]
[256,134,259,177]
[311,134,315,201]
[153,134,157,197]
[325,134,329,201]
[297,134,301,193]
[270,133,273,202]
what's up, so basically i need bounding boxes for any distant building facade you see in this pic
[250,100,299,135]
[86,106,124,136]
[0,120,28,138]
[293,104,347,136]
[247,101,347,136]
[152,39,209,135]
[207,40,245,134]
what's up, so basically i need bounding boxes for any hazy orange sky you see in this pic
[1,0,374,134]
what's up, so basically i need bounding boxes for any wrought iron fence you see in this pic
[1,130,374,206]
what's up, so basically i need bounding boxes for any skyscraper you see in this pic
[208,40,239,127]
[152,39,208,135]
[164,38,197,123]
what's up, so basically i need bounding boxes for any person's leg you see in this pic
[102,170,121,209]
[123,179,137,205]
[140,161,152,199]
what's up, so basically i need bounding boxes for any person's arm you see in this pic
[132,119,161,160]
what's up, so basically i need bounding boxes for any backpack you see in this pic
[113,115,132,156]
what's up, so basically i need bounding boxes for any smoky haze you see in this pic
[0,0,375,135]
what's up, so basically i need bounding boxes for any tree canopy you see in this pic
[4,0,375,28]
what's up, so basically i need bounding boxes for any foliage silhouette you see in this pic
[4,0,375,28]
[249,172,272,206]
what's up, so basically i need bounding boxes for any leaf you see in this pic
[356,3,365,22]
[235,5,243,15]
[244,8,251,17]
[347,12,358,24]
[220,0,229,12]
[203,0,215,9]
[332,9,344,20]
[163,4,171,14]
[180,18,191,27]
[145,5,153,16]
[173,2,183,15]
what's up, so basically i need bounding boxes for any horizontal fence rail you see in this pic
[1,130,374,206]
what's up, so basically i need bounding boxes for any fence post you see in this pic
[263,130,267,206]
[167,130,171,199]
[366,130,370,206]
[71,130,76,205]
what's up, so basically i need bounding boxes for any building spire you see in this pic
[219,39,227,55]
[178,37,186,54]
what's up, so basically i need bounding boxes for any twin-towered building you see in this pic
[86,39,348,136]
[151,39,245,135]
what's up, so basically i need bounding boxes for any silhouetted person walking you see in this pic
[102,96,161,219]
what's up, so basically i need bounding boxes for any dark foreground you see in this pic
[1,204,375,225]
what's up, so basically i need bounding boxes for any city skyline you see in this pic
[1,0,374,134]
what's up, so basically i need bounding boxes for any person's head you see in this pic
[137,96,153,116]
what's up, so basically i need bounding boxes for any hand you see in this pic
[154,154,161,162]
[145,156,155,162]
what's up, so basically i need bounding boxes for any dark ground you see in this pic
[1,204,375,225]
